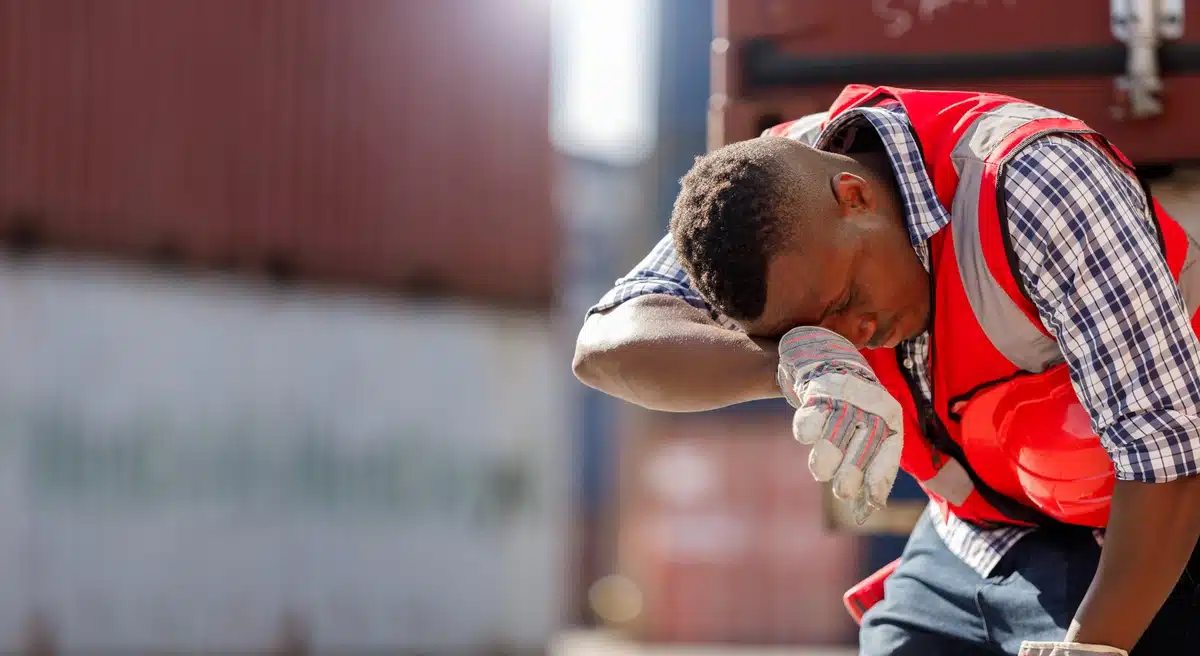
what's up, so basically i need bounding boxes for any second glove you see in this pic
[1018,641,1127,656]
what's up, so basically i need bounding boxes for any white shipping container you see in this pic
[0,254,570,653]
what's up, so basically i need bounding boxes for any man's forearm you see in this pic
[592,325,780,411]
[1067,476,1200,650]
[572,297,781,412]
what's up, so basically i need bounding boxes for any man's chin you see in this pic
[899,311,931,343]
[865,328,895,350]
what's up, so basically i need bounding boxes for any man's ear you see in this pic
[830,172,876,217]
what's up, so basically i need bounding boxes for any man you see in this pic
[572,85,1200,655]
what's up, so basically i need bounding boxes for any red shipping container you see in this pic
[614,411,862,647]
[0,0,555,306]
[711,0,1200,165]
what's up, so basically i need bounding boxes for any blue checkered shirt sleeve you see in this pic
[585,232,740,329]
[1004,135,1200,482]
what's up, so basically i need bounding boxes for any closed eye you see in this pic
[828,286,856,317]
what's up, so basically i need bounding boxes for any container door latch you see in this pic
[1111,0,1184,119]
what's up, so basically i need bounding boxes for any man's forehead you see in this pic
[768,248,831,288]
[762,251,832,326]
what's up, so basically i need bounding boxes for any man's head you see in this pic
[670,135,930,349]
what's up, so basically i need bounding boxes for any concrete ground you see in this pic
[549,630,857,656]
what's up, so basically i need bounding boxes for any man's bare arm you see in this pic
[572,294,782,412]
[1066,476,1200,651]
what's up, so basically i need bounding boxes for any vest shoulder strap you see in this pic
[947,105,1073,372]
[996,135,1170,314]
[949,104,1184,372]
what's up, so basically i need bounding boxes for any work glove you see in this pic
[777,326,904,525]
[1018,642,1127,656]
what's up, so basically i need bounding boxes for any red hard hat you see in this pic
[957,365,1114,528]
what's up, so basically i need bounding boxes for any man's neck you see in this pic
[849,150,895,184]
[850,149,906,207]
[847,149,912,236]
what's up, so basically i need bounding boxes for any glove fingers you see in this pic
[791,402,831,445]
[832,462,864,501]
[843,414,887,467]
[834,413,895,503]
[851,484,874,526]
[822,401,861,451]
[803,401,856,482]
[864,432,903,509]
[831,418,870,500]
[808,441,845,483]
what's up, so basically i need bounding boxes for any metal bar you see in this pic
[739,40,1200,92]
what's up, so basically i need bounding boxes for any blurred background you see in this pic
[0,0,1196,654]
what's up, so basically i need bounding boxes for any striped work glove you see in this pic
[777,326,904,525]
[1018,642,1127,656]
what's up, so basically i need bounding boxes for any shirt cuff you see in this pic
[585,279,714,319]
[1104,409,1200,482]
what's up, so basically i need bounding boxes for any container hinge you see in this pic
[1111,0,1182,120]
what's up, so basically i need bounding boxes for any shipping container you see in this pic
[711,0,1200,165]
[611,411,862,647]
[557,152,657,626]
[0,0,554,307]
[0,253,569,653]
[654,0,717,235]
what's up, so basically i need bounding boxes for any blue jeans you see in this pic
[859,509,1200,655]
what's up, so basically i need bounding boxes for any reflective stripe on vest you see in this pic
[948,103,1200,373]
[924,457,973,506]
[949,103,1067,372]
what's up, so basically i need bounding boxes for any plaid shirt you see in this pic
[587,102,1200,576]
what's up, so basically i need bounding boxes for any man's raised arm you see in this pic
[571,234,781,412]
[573,294,780,412]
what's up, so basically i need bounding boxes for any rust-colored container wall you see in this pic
[0,0,555,306]
[615,413,862,645]
[712,0,1200,164]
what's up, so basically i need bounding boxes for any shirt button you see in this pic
[903,358,914,369]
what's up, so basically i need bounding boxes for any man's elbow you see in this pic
[571,315,621,392]
[571,338,602,388]
[569,296,717,411]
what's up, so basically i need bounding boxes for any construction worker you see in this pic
[572,85,1200,655]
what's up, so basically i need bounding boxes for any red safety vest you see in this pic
[773,85,1200,529]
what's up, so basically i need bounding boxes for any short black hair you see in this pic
[669,138,797,322]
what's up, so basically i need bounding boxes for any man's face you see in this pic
[740,174,931,349]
